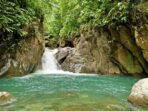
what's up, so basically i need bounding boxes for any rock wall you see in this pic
[60,3,148,76]
[0,21,44,77]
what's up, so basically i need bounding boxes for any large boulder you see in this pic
[0,21,44,77]
[55,47,74,64]
[61,47,85,73]
[128,78,148,106]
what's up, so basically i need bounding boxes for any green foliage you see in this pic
[0,0,30,34]
[0,0,44,36]
[47,0,131,39]
[27,0,49,18]
[0,0,132,40]
[78,0,129,26]
[45,0,80,39]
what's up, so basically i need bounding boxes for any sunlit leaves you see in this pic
[46,0,80,38]
[47,0,130,39]
[0,0,131,40]
[0,0,36,35]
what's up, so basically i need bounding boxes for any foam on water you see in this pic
[41,48,59,71]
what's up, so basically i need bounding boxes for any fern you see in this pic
[0,0,40,36]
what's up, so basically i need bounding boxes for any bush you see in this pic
[47,0,131,40]
[0,0,132,41]
[0,0,46,36]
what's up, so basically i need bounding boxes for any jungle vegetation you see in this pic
[0,0,145,40]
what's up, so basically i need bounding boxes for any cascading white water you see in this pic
[36,48,72,74]
[35,47,88,75]
[41,48,58,71]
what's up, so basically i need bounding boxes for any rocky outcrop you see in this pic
[60,3,148,76]
[133,2,148,63]
[128,78,148,106]
[0,92,11,101]
[61,28,121,74]
[109,24,148,75]
[0,21,44,77]
[55,47,74,64]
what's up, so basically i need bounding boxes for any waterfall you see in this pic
[41,48,59,71]
[35,48,60,74]
[35,48,76,75]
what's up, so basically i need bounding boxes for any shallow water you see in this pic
[0,74,147,111]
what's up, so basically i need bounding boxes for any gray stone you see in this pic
[128,78,148,106]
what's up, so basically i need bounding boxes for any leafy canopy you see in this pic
[0,0,131,39]
[0,0,45,35]
[46,0,130,39]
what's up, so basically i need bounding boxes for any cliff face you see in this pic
[0,21,44,77]
[61,3,148,76]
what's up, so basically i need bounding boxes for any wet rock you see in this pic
[61,48,85,73]
[55,47,75,64]
[128,78,148,106]
[0,92,10,101]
